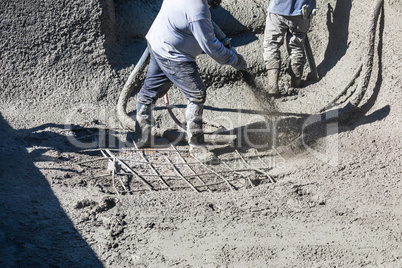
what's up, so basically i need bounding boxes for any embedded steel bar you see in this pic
[192,157,236,191]
[235,150,275,184]
[163,155,199,192]
[78,157,203,167]
[105,150,129,192]
[132,160,203,166]
[80,148,188,153]
[218,151,277,162]
[257,157,276,183]
[136,168,271,178]
[111,158,122,195]
[131,137,172,191]
[116,172,128,192]
[98,149,123,194]
[221,160,249,177]
[78,157,110,165]
[131,178,240,192]
[93,173,113,179]
[170,144,212,192]
[93,135,141,191]
[233,150,256,187]
[137,153,172,190]
[104,149,154,191]
[140,175,275,192]
[220,160,249,187]
[125,148,188,152]
[98,168,272,179]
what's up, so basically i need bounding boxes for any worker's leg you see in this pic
[152,56,218,163]
[150,56,206,144]
[156,61,205,147]
[286,16,310,87]
[186,101,204,146]
[137,51,173,105]
[136,49,172,148]
[263,12,288,70]
[186,100,218,164]
[150,57,206,142]
[263,12,288,94]
[136,102,154,148]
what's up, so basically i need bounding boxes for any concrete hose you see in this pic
[116,47,150,130]
[319,64,362,113]
[335,0,384,119]
[116,46,186,131]
[164,94,187,130]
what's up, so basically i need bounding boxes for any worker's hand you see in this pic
[234,54,247,71]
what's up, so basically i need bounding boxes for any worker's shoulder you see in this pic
[162,0,210,22]
[181,0,210,21]
[184,0,209,13]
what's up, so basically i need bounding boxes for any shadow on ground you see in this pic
[317,0,352,78]
[0,114,103,267]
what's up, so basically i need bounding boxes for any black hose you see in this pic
[116,47,150,130]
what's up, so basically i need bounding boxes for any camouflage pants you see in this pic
[263,12,311,71]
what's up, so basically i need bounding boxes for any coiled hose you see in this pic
[320,0,384,119]
[116,47,150,131]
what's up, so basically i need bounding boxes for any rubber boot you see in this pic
[136,102,153,148]
[266,68,280,95]
[186,101,220,164]
[290,64,304,88]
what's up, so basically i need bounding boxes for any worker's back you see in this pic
[146,0,211,62]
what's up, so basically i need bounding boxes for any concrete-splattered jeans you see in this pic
[137,45,206,146]
[137,46,206,105]
[263,12,311,70]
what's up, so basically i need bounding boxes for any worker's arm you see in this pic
[189,19,246,70]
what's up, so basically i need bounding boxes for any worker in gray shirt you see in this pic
[136,0,247,163]
[263,0,316,96]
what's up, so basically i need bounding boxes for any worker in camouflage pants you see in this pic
[263,0,316,95]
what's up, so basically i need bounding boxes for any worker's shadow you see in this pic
[210,6,258,46]
[0,114,103,267]
[317,1,352,78]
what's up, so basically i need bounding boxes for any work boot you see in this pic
[136,102,154,148]
[290,64,304,88]
[266,68,280,95]
[186,101,204,146]
[186,101,220,164]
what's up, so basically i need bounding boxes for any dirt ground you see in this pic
[0,0,401,267]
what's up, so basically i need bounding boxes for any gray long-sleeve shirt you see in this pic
[146,0,238,66]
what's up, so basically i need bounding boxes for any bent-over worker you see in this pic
[136,0,247,163]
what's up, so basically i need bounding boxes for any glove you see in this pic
[234,54,247,71]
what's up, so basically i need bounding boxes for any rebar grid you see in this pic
[80,133,276,194]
